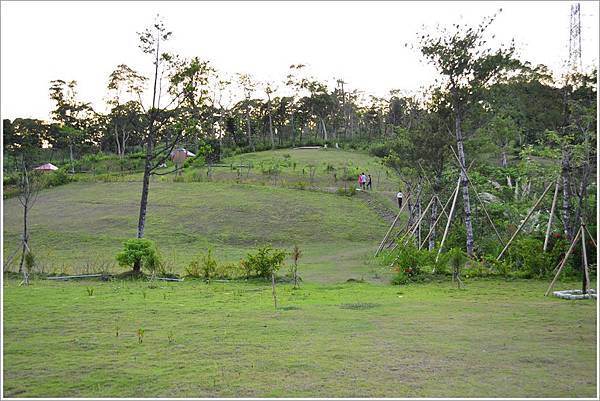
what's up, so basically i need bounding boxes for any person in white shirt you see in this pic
[396,191,403,208]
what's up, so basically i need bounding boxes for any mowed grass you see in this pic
[2,278,596,398]
[3,180,389,282]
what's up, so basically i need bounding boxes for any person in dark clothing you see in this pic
[397,191,403,208]
[367,174,372,190]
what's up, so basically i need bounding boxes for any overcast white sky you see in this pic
[1,1,598,121]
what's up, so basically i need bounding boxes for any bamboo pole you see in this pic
[497,181,554,261]
[417,161,449,220]
[401,195,435,246]
[375,193,411,256]
[449,146,505,246]
[581,223,590,293]
[543,179,560,252]
[583,224,597,248]
[545,226,582,296]
[420,187,457,250]
[435,174,462,263]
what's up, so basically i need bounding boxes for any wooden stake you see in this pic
[545,226,582,296]
[435,174,462,263]
[375,194,411,256]
[400,196,435,246]
[420,187,457,250]
[497,181,554,261]
[581,223,590,294]
[583,224,597,249]
[543,179,560,252]
[450,146,505,246]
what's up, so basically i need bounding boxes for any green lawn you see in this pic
[212,148,401,193]
[3,180,390,282]
[2,278,596,398]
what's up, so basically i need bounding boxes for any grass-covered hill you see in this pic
[3,149,399,283]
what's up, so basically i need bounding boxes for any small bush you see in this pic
[336,186,356,197]
[116,239,161,273]
[185,250,218,281]
[240,246,287,279]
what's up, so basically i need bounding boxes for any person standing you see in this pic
[357,173,363,189]
[397,191,403,208]
[367,174,372,190]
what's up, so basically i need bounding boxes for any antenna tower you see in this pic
[568,3,582,73]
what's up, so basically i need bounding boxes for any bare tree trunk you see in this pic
[290,112,295,146]
[501,148,507,168]
[18,204,28,274]
[69,143,75,174]
[561,148,573,240]
[245,107,254,151]
[136,27,161,246]
[319,116,328,142]
[268,97,275,150]
[115,124,122,158]
[574,156,590,229]
[454,104,474,256]
[428,198,438,251]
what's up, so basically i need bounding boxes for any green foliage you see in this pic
[389,245,436,285]
[447,247,467,271]
[240,246,287,279]
[368,142,390,158]
[185,249,218,281]
[501,237,568,278]
[336,186,356,197]
[24,251,36,272]
[116,239,161,272]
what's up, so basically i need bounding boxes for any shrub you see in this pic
[389,245,436,285]
[185,250,218,281]
[336,186,356,197]
[116,239,161,273]
[214,262,245,280]
[504,237,554,278]
[240,246,287,278]
[24,251,36,272]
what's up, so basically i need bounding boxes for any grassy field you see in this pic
[3,278,596,398]
[3,148,597,398]
[210,148,401,193]
[3,179,390,282]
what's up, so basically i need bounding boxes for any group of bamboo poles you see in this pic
[375,146,596,294]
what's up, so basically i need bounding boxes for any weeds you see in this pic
[137,328,145,344]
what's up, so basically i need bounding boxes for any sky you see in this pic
[1,1,598,121]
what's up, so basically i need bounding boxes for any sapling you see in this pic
[291,245,302,288]
[137,328,145,343]
[447,247,467,289]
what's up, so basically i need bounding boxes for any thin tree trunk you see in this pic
[454,104,474,256]
[290,113,295,146]
[69,143,75,174]
[428,198,438,251]
[561,148,573,240]
[246,107,254,151]
[136,25,160,244]
[268,97,275,150]
[18,204,28,274]
[501,148,507,168]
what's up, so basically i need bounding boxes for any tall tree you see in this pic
[417,11,518,256]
